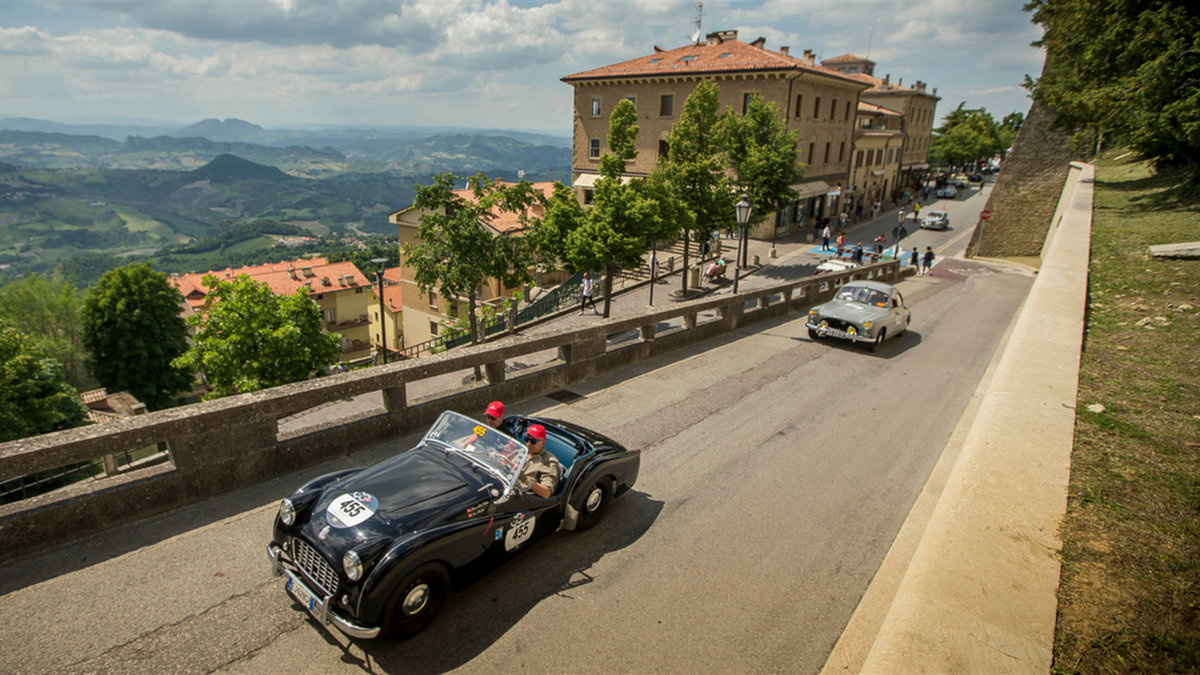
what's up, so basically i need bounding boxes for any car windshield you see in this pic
[423,411,528,492]
[835,285,890,307]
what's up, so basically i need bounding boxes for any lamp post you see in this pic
[371,257,388,364]
[733,195,752,295]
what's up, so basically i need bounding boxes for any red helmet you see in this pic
[526,424,547,441]
[485,401,505,418]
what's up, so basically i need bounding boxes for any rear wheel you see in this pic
[381,562,450,639]
[575,478,611,531]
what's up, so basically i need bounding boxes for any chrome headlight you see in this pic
[278,498,296,526]
[809,309,818,316]
[863,320,873,329]
[343,550,363,581]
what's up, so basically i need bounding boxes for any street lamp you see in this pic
[733,195,752,294]
[371,257,388,364]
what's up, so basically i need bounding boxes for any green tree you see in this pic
[565,99,690,317]
[719,94,802,266]
[525,181,585,276]
[0,272,91,388]
[82,264,192,410]
[1025,0,1200,175]
[403,173,537,346]
[929,103,1008,167]
[660,80,736,296]
[173,275,341,399]
[0,322,87,442]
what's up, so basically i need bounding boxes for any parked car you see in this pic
[806,280,911,351]
[968,173,984,183]
[935,186,958,199]
[919,209,950,230]
[951,175,970,188]
[268,410,641,639]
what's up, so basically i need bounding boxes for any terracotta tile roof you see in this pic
[824,53,868,64]
[168,256,370,311]
[448,181,557,234]
[561,36,865,87]
[374,283,403,313]
[858,101,902,116]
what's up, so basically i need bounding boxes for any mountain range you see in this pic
[0,117,575,284]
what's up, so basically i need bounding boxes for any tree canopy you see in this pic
[929,103,1017,166]
[82,263,192,409]
[0,322,87,442]
[173,274,341,399]
[719,94,803,227]
[564,99,690,316]
[0,272,91,388]
[1025,0,1200,175]
[402,173,537,344]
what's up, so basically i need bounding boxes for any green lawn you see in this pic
[1052,156,1200,673]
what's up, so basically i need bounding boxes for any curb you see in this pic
[822,163,1093,672]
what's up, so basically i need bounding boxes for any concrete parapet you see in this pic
[827,163,1092,672]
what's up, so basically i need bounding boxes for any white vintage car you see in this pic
[806,280,911,351]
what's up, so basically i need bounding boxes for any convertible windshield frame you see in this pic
[423,411,528,498]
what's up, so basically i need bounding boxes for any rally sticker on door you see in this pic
[326,491,378,528]
[504,512,536,551]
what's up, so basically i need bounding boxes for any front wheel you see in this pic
[807,327,819,340]
[575,478,611,531]
[381,562,450,639]
[868,329,886,352]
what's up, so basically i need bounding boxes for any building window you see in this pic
[591,97,601,117]
[658,139,670,160]
[814,97,821,118]
[743,93,754,113]
[660,94,674,116]
[624,95,636,108]
[887,148,894,164]
[824,142,831,163]
[794,94,803,118]
[430,321,439,337]
[583,188,595,205]
[839,141,845,162]
[355,286,363,293]
[324,308,336,323]
[807,142,815,164]
[845,101,851,121]
[856,149,864,165]
[831,99,837,119]
[867,149,875,165]
[589,138,600,159]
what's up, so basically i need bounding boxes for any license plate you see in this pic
[824,328,853,340]
[286,576,317,611]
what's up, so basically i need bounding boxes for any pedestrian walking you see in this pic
[580,272,598,314]
[838,211,848,229]
[856,199,864,219]
[835,231,846,256]
[873,200,881,219]
[821,223,831,251]
[852,243,864,264]
[913,202,922,220]
[910,247,920,267]
[921,246,935,275]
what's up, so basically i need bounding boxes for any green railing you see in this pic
[443,272,586,349]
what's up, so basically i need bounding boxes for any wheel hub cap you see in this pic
[403,583,430,615]
[586,487,603,513]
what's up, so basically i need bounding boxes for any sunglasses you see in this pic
[524,436,542,444]
[485,414,497,421]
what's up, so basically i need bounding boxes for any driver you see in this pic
[519,424,560,499]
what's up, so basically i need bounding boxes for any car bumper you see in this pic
[268,543,381,640]
[806,321,872,342]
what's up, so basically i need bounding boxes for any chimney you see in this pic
[750,36,766,48]
[883,73,890,90]
[802,49,816,66]
[898,77,903,86]
[933,87,938,96]
[706,29,737,45]
[780,46,789,56]
[654,45,664,52]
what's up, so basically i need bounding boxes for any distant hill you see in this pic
[173,118,266,143]
[191,153,292,182]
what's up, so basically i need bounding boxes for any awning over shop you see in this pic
[904,162,930,170]
[789,180,829,199]
[572,172,635,187]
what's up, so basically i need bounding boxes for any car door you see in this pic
[890,290,910,332]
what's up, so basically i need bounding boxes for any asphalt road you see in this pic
[0,198,1032,674]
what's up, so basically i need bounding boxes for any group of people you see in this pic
[909,246,936,274]
[476,400,560,499]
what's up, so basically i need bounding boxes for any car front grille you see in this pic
[823,318,853,330]
[292,537,339,597]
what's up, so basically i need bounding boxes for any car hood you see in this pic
[816,299,890,322]
[302,445,480,551]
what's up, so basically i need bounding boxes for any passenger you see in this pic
[519,425,560,498]
[483,400,505,428]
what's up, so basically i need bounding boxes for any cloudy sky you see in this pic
[0,0,1043,133]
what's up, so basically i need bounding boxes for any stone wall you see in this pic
[0,261,904,563]
[971,100,1078,257]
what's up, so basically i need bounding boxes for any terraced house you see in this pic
[561,30,938,238]
[169,257,377,362]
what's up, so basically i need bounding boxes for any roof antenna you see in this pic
[689,1,703,45]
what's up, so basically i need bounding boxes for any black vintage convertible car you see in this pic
[267,410,640,639]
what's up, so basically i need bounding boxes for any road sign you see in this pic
[980,209,992,220]
[892,225,908,240]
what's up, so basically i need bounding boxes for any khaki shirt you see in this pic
[520,450,561,495]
